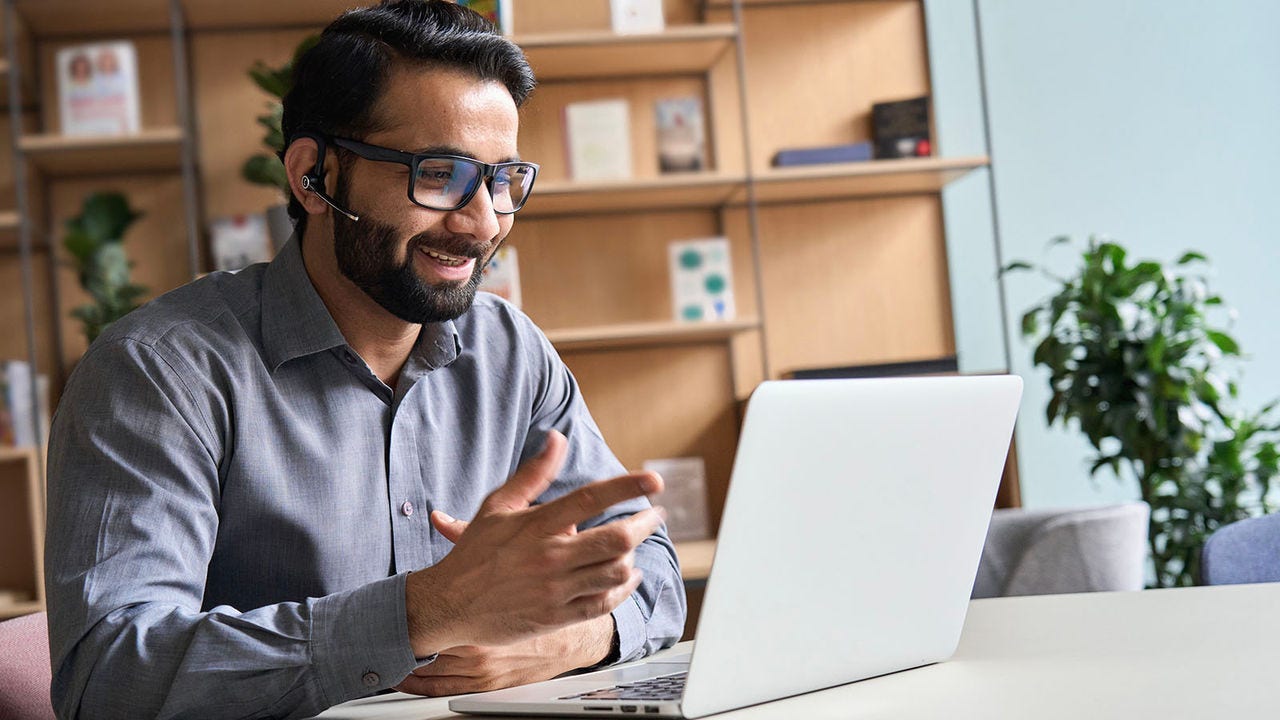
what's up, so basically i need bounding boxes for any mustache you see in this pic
[406,232,491,261]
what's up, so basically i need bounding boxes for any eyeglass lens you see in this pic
[414,158,535,213]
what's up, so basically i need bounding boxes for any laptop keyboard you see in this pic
[559,671,688,702]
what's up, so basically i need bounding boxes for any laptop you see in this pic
[451,375,1023,719]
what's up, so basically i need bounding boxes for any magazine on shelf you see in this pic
[479,245,522,309]
[610,0,665,34]
[56,41,142,136]
[563,99,632,181]
[1,360,48,449]
[210,214,273,272]
[669,237,736,323]
[655,96,706,172]
[642,456,710,542]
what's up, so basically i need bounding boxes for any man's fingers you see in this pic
[564,569,645,623]
[563,507,666,569]
[534,471,663,533]
[481,431,568,514]
[430,510,469,543]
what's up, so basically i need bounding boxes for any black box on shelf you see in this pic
[871,96,931,159]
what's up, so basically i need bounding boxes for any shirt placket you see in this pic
[386,382,433,573]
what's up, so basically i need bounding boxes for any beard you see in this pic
[330,177,492,324]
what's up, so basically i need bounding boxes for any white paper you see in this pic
[564,99,632,181]
[611,0,665,34]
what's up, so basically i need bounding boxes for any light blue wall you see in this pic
[927,1,1280,507]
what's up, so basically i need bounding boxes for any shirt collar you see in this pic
[262,233,463,373]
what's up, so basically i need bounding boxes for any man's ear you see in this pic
[283,136,332,217]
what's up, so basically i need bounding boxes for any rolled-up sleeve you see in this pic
[45,338,418,719]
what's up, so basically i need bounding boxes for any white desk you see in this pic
[316,582,1279,719]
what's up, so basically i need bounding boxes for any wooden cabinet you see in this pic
[0,0,996,615]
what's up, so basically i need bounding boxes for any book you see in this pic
[610,0,665,34]
[210,214,273,271]
[56,41,142,136]
[669,237,736,323]
[642,456,710,542]
[872,96,932,159]
[563,99,632,181]
[771,141,874,167]
[479,245,522,309]
[456,0,513,35]
[655,97,706,173]
[0,360,45,448]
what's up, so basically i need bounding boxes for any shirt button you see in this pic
[362,671,380,688]
[401,501,415,517]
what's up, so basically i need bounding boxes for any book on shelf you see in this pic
[56,41,141,136]
[871,96,932,159]
[642,456,710,542]
[610,0,665,34]
[479,245,522,309]
[456,0,513,35]
[210,213,273,272]
[563,99,632,181]
[655,96,706,173]
[1,360,49,449]
[771,141,873,167]
[669,237,736,323]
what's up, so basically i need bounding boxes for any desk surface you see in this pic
[316,582,1280,719]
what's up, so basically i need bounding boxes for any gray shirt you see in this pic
[44,237,685,719]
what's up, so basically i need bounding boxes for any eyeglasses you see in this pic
[329,135,539,215]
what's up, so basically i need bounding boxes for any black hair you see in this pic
[280,0,536,230]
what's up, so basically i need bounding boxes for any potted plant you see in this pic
[1005,236,1280,587]
[62,192,147,344]
[242,34,319,251]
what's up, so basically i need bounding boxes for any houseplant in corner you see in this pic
[242,34,319,251]
[63,192,147,344]
[1005,236,1280,587]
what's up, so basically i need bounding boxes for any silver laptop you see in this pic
[451,375,1023,719]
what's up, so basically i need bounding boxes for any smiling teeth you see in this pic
[424,249,468,267]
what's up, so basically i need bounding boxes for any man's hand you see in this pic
[394,615,614,696]
[404,430,664,658]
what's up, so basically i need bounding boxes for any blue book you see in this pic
[771,141,874,167]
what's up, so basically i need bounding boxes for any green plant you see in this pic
[1005,236,1280,588]
[63,193,147,343]
[241,35,320,191]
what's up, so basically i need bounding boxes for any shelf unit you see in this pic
[0,446,43,620]
[0,0,1006,629]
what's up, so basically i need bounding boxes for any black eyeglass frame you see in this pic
[321,134,539,215]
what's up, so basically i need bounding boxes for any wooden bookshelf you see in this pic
[18,127,185,176]
[0,446,43,620]
[524,172,745,218]
[743,156,989,205]
[13,0,171,37]
[545,318,760,352]
[675,539,716,582]
[520,24,738,81]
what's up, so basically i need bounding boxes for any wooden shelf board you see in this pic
[523,172,744,217]
[743,155,989,204]
[19,128,185,176]
[0,446,39,463]
[546,318,760,352]
[675,539,716,582]
[520,24,738,81]
[14,0,171,37]
[181,0,364,30]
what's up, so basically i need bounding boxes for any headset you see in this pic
[295,132,360,222]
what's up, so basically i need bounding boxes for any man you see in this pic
[43,2,686,718]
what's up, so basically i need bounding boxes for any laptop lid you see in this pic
[680,375,1021,718]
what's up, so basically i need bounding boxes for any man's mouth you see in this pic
[421,248,471,267]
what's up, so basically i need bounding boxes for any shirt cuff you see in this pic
[612,593,648,664]
[311,572,420,708]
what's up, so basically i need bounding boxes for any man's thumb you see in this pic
[431,510,469,543]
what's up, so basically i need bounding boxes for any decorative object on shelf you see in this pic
[62,192,148,345]
[1005,236,1280,588]
[0,361,49,449]
[563,98,632,181]
[210,213,272,271]
[771,141,874,167]
[655,96,706,173]
[478,245,522,308]
[610,0,665,34]
[55,41,141,136]
[242,34,320,252]
[669,237,735,323]
[872,96,931,159]
[642,456,710,542]
[456,0,513,35]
